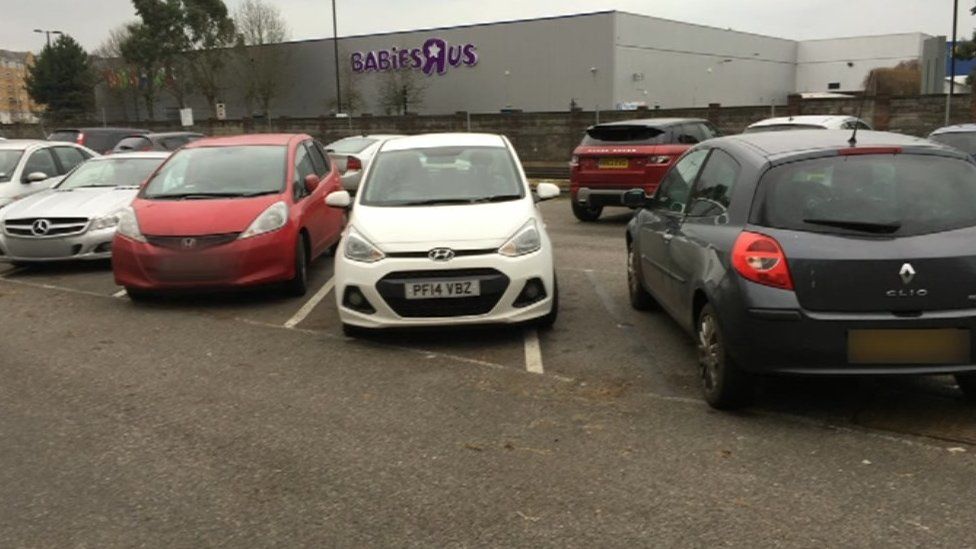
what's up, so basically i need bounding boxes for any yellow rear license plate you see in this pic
[848,329,971,365]
[598,158,629,169]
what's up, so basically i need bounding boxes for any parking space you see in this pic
[2,198,976,446]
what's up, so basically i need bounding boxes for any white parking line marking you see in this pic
[113,289,128,299]
[284,277,335,328]
[523,329,544,374]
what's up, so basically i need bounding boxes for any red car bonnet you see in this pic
[131,194,283,237]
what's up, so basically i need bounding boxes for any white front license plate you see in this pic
[405,280,481,299]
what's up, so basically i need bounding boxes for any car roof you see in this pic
[0,139,52,150]
[929,123,976,135]
[53,127,149,133]
[91,151,170,161]
[748,115,861,128]
[137,132,204,138]
[592,118,707,129]
[381,133,507,151]
[716,130,954,160]
[183,133,304,148]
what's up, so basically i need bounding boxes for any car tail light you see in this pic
[732,231,793,290]
[838,147,901,156]
[76,132,85,145]
[648,155,671,164]
[570,155,579,167]
[346,155,363,171]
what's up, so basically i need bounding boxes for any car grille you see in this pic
[376,268,510,318]
[384,248,497,259]
[4,217,89,238]
[145,233,241,251]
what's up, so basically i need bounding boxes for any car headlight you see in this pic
[498,219,542,257]
[239,201,289,240]
[116,207,147,242]
[344,227,385,263]
[90,211,122,231]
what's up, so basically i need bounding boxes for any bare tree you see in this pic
[862,60,921,96]
[327,59,365,114]
[234,0,290,117]
[379,70,426,115]
[93,23,141,121]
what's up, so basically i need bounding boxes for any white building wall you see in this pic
[612,12,798,109]
[795,33,929,93]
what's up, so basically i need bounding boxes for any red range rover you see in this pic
[569,118,719,221]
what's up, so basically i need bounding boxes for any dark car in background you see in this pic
[625,130,976,409]
[570,118,719,222]
[929,124,976,158]
[111,132,204,154]
[48,127,150,155]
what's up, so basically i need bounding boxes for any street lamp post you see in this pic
[34,29,63,48]
[947,0,960,125]
[331,0,342,114]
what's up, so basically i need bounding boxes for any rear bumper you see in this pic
[574,187,630,208]
[720,285,976,375]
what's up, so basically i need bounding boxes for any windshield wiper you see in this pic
[471,194,522,203]
[803,218,902,234]
[392,198,478,206]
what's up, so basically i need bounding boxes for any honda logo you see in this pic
[30,219,51,236]
[899,263,916,285]
[181,238,197,249]
[428,248,455,262]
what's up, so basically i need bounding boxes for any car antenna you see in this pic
[849,71,875,147]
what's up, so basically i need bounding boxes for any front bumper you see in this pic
[0,227,117,262]
[720,280,976,375]
[112,229,297,291]
[334,247,555,329]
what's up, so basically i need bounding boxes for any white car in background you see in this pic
[325,134,403,193]
[0,139,98,210]
[744,115,872,133]
[0,152,167,264]
[326,133,561,335]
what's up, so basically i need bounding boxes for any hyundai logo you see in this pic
[181,238,197,249]
[428,248,456,262]
[899,263,916,285]
[30,219,51,236]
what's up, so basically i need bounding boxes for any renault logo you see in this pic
[30,219,51,236]
[181,238,197,249]
[899,263,916,285]
[428,248,455,262]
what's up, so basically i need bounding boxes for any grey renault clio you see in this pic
[625,130,976,409]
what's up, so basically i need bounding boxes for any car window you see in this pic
[674,124,700,145]
[115,136,153,152]
[654,148,709,213]
[702,122,720,139]
[305,141,329,177]
[930,131,976,156]
[0,150,24,183]
[53,146,87,173]
[327,137,377,154]
[687,149,740,217]
[582,125,669,146]
[755,153,976,237]
[24,149,58,179]
[855,121,871,130]
[293,144,316,200]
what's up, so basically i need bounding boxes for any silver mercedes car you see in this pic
[0,151,168,264]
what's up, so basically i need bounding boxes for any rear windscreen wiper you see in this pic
[803,218,901,234]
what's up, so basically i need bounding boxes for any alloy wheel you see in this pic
[698,312,721,392]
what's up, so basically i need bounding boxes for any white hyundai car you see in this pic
[326,133,560,335]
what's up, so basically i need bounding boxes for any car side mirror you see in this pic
[622,188,648,208]
[535,182,560,201]
[326,190,352,208]
[304,173,320,193]
[24,171,48,183]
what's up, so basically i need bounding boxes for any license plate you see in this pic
[848,329,971,364]
[598,158,629,169]
[405,280,480,299]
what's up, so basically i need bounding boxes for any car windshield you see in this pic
[743,124,827,133]
[328,137,377,154]
[361,146,524,207]
[582,125,668,145]
[0,150,24,183]
[755,153,976,237]
[58,158,165,190]
[114,136,152,152]
[930,132,976,156]
[142,145,286,199]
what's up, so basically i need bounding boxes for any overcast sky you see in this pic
[3,0,974,52]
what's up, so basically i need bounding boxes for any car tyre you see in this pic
[126,287,155,302]
[537,277,559,329]
[697,303,753,410]
[284,235,309,297]
[572,201,602,222]
[627,242,657,310]
[954,374,976,403]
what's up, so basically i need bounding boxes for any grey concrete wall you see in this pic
[795,33,929,92]
[612,12,797,109]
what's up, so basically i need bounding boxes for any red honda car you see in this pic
[569,118,719,221]
[113,134,345,298]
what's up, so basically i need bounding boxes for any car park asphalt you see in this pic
[2,197,976,546]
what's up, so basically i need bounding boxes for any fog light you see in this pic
[342,286,376,314]
[513,278,547,308]
[94,242,113,254]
